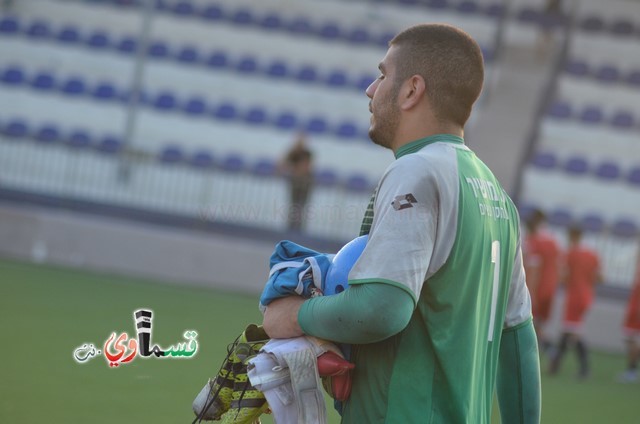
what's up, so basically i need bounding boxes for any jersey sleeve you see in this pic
[348,152,458,304]
[504,229,533,328]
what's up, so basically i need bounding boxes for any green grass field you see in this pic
[1,257,639,423]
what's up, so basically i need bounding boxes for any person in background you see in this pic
[619,255,640,383]
[549,225,601,379]
[524,209,561,354]
[279,132,314,232]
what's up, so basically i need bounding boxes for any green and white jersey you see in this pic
[344,134,531,424]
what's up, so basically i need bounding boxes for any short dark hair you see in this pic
[390,24,484,127]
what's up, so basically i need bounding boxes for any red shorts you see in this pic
[563,295,592,331]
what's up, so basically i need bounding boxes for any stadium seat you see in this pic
[260,13,283,30]
[200,4,224,21]
[274,111,298,129]
[57,26,81,44]
[516,7,540,24]
[231,8,254,25]
[1,66,25,85]
[86,31,110,49]
[67,130,92,149]
[206,50,228,69]
[580,214,605,233]
[610,19,635,37]
[296,65,318,83]
[96,135,122,154]
[251,158,277,177]
[220,154,245,172]
[580,16,605,33]
[305,116,328,134]
[594,161,621,181]
[236,56,258,73]
[61,76,87,95]
[625,70,640,87]
[530,151,557,169]
[267,60,289,78]
[0,16,20,35]
[176,45,200,64]
[427,0,449,10]
[347,27,370,44]
[188,151,215,169]
[579,105,604,124]
[183,97,207,115]
[326,70,348,87]
[26,20,51,39]
[335,121,359,139]
[159,145,184,164]
[565,59,589,77]
[2,119,29,138]
[171,1,195,16]
[92,81,118,101]
[610,111,635,129]
[288,17,314,35]
[244,106,268,125]
[116,36,137,54]
[214,102,237,120]
[34,124,61,143]
[485,3,506,18]
[377,31,396,48]
[595,65,620,83]
[355,74,376,91]
[547,100,572,119]
[148,41,170,58]
[314,168,339,187]
[456,1,479,14]
[319,22,341,39]
[563,156,589,175]
[345,174,371,192]
[548,208,572,227]
[31,72,56,91]
[612,219,638,237]
[153,92,178,111]
[627,167,640,187]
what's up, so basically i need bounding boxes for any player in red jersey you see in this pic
[619,259,640,383]
[549,225,601,378]
[524,210,561,353]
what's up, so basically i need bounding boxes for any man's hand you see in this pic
[262,296,306,339]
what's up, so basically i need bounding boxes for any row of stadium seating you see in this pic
[545,100,639,131]
[564,58,640,87]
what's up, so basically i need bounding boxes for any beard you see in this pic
[368,88,400,150]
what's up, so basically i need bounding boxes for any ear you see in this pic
[399,75,426,111]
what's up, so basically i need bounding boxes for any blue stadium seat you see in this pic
[183,97,207,115]
[516,7,540,24]
[67,130,92,149]
[485,3,506,18]
[0,16,20,35]
[580,214,605,233]
[612,219,637,238]
[563,156,589,175]
[35,124,61,143]
[159,145,184,164]
[296,65,318,83]
[267,60,288,78]
[580,16,605,32]
[626,70,640,87]
[171,1,195,16]
[530,151,557,169]
[610,19,635,37]
[26,20,51,39]
[31,72,56,91]
[305,116,328,134]
[176,45,200,63]
[117,36,137,54]
[355,74,375,91]
[153,92,177,111]
[326,70,348,87]
[57,25,81,44]
[288,17,314,35]
[594,161,620,181]
[236,56,258,73]
[314,168,339,187]
[206,50,228,68]
[274,111,298,129]
[2,119,29,138]
[595,65,620,83]
[1,66,25,85]
[345,174,371,192]
[220,154,245,172]
[200,4,224,21]
[548,208,572,227]
[611,111,635,129]
[92,81,118,101]
[347,27,370,44]
[319,22,341,39]
[626,167,640,187]
[377,31,396,48]
[148,41,170,58]
[214,102,237,120]
[565,59,589,77]
[232,8,254,25]
[456,1,479,14]
[61,76,87,95]
[427,0,449,10]
[86,31,110,49]
[547,100,572,119]
[260,13,283,30]
[251,158,277,177]
[579,105,604,124]
[244,106,267,125]
[335,121,359,139]
[96,135,122,154]
[189,151,215,169]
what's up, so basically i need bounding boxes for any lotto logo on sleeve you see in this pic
[392,193,417,211]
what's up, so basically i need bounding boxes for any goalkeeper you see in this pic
[263,23,541,424]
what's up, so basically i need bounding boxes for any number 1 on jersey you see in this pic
[488,240,500,342]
